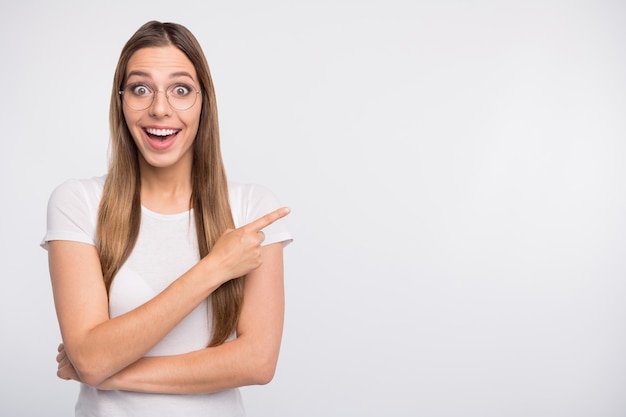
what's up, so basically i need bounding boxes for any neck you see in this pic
[138,158,193,214]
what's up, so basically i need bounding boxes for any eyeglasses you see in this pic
[119,83,201,111]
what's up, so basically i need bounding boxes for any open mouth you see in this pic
[145,127,180,140]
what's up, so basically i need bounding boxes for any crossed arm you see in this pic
[51,207,289,394]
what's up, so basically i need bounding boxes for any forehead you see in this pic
[126,46,197,80]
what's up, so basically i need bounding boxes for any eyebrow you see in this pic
[126,70,196,81]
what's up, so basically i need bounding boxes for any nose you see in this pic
[149,90,170,117]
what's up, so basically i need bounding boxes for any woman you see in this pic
[41,20,292,416]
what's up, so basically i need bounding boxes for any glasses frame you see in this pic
[119,84,202,111]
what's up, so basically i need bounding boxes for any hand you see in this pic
[205,207,290,283]
[56,343,81,382]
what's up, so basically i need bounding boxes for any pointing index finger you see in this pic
[244,207,291,232]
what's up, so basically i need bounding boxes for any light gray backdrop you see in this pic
[1,1,625,416]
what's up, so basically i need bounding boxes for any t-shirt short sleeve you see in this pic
[229,183,293,247]
[40,177,104,250]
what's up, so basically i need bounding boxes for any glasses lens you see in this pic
[167,85,198,111]
[122,86,153,110]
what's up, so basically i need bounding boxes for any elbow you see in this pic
[66,351,111,387]
[253,365,276,386]
[79,373,107,388]
[248,352,279,385]
[73,362,109,387]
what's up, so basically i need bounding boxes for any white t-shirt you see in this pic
[41,175,292,417]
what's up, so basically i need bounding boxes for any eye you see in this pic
[130,84,152,96]
[169,84,192,97]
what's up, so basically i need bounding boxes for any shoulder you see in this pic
[228,182,284,225]
[49,175,106,205]
[42,175,107,249]
[228,181,292,245]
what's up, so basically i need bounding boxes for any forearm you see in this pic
[100,335,279,394]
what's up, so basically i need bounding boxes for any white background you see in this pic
[1,1,625,416]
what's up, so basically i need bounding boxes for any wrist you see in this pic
[195,254,230,291]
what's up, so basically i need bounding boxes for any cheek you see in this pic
[185,109,202,135]
[122,121,144,150]
[122,109,141,136]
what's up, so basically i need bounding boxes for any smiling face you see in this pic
[122,45,202,175]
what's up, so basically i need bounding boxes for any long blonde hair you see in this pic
[97,21,242,347]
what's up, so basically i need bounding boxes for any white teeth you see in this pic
[146,128,178,136]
